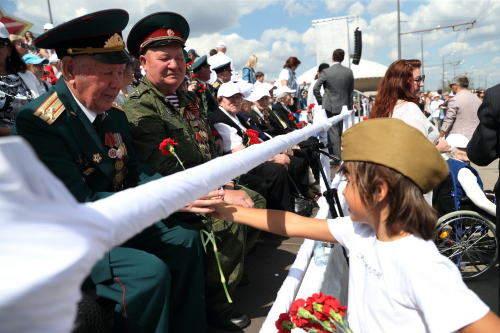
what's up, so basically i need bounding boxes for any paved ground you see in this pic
[208,161,500,332]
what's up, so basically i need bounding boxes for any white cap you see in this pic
[216,41,226,48]
[446,134,469,149]
[49,53,59,63]
[44,23,54,30]
[238,82,254,99]
[433,94,440,98]
[217,82,241,98]
[0,23,8,39]
[246,87,271,102]
[274,86,295,97]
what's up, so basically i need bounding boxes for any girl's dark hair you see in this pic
[3,38,26,73]
[339,161,437,240]
[370,59,420,119]
[283,56,301,69]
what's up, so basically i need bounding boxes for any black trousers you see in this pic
[243,161,293,212]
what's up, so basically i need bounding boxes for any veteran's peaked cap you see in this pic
[127,12,190,57]
[34,9,130,64]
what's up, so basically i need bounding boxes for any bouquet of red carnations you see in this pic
[276,292,352,333]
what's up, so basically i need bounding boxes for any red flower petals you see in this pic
[159,138,178,156]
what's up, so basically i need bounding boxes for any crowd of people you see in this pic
[1,7,500,333]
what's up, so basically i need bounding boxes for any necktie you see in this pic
[93,114,103,141]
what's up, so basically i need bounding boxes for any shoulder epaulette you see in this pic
[111,102,125,112]
[212,81,220,88]
[32,91,65,125]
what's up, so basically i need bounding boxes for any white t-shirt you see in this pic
[278,69,299,98]
[208,52,234,84]
[212,107,246,153]
[430,100,443,118]
[328,217,489,333]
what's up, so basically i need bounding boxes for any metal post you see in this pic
[47,0,53,24]
[421,37,424,90]
[397,0,401,60]
[346,18,351,69]
[442,56,445,91]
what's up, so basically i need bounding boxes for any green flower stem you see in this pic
[201,226,233,303]
[169,145,230,303]
[170,150,184,169]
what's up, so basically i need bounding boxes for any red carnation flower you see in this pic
[246,129,261,145]
[288,113,294,121]
[191,73,198,78]
[296,109,302,113]
[198,89,203,93]
[186,61,193,66]
[203,86,208,90]
[296,123,303,129]
[198,83,204,87]
[307,103,315,110]
[275,313,293,333]
[363,116,368,121]
[159,138,178,156]
[211,130,219,137]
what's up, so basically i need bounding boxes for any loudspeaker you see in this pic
[352,28,362,65]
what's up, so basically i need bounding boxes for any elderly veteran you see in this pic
[124,12,265,331]
[10,9,216,333]
[192,55,217,117]
[212,61,232,94]
[209,82,294,211]
[272,85,300,133]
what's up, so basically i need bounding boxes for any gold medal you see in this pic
[115,160,124,171]
[115,171,124,183]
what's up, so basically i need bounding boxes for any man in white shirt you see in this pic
[208,40,234,84]
[429,94,443,128]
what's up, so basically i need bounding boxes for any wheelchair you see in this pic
[432,172,498,280]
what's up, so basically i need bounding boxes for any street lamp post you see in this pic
[486,74,493,89]
[418,26,439,91]
[397,0,401,60]
[442,51,455,91]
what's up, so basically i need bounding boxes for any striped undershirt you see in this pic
[165,94,180,109]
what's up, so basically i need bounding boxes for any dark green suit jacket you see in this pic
[11,79,161,283]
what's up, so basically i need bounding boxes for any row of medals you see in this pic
[108,146,128,190]
[185,109,211,158]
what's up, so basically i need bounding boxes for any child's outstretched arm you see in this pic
[211,203,338,243]
[460,311,500,333]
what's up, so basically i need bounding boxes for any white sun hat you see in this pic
[274,86,295,97]
[446,134,469,149]
[217,82,242,98]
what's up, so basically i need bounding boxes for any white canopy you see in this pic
[297,59,388,84]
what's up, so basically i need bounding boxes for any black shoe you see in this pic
[208,306,250,330]
[237,274,250,287]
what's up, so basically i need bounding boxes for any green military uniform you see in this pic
[212,79,222,96]
[124,76,265,312]
[195,78,217,117]
[11,9,206,333]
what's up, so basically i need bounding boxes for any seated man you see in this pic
[124,12,265,331]
[11,10,212,333]
[209,82,295,211]
[192,55,217,117]
[446,134,496,217]
[212,61,232,94]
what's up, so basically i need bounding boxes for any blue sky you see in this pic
[7,0,500,91]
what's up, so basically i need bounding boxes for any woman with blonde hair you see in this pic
[242,55,257,84]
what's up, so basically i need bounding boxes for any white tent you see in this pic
[297,59,388,93]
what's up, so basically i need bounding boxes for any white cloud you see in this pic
[366,0,392,16]
[186,28,304,79]
[14,0,272,38]
[325,0,357,14]
[348,1,365,16]
[284,0,315,17]
[492,57,500,65]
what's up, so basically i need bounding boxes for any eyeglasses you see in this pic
[414,75,425,83]
[0,40,11,48]
[19,43,28,49]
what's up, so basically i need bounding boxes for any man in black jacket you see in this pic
[467,83,500,312]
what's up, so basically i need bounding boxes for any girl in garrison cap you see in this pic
[208,118,500,333]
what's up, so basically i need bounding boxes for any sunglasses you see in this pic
[414,75,425,83]
[0,39,11,48]
[19,43,28,48]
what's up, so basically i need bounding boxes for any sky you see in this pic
[6,0,500,91]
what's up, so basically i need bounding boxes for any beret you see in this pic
[342,118,449,193]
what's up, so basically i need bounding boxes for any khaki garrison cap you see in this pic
[342,118,449,193]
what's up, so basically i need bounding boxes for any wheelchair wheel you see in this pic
[435,211,498,280]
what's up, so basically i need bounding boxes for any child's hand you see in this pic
[210,202,234,221]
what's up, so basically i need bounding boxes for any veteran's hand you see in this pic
[223,189,254,208]
[270,154,290,169]
[179,190,224,214]
[435,137,451,153]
